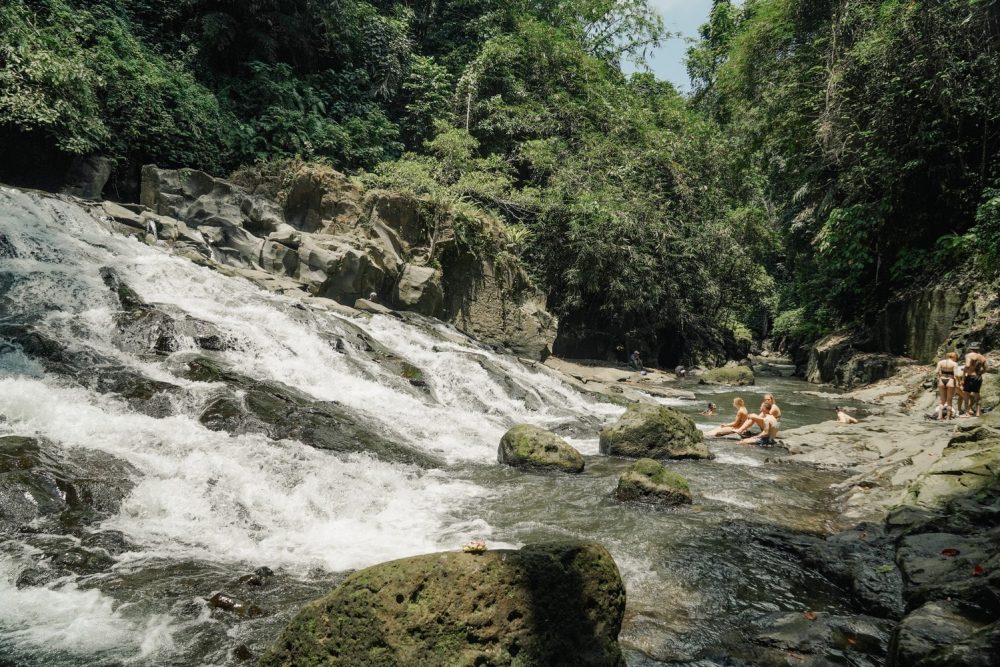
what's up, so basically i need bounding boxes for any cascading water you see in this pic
[1,185,864,666]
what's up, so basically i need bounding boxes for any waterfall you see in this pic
[0,186,621,664]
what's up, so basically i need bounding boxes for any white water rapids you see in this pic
[0,186,623,662]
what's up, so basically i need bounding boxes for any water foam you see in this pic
[0,377,491,573]
[0,552,176,663]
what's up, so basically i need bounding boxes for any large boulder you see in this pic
[615,458,691,505]
[699,365,755,386]
[393,264,443,317]
[63,155,113,200]
[498,424,585,474]
[259,542,626,667]
[599,403,712,460]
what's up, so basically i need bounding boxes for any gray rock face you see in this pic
[137,165,556,359]
[599,403,711,460]
[498,424,585,473]
[63,155,113,200]
[806,333,901,387]
[393,264,443,316]
[874,286,965,364]
[259,542,626,667]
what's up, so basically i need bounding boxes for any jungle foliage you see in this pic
[1,0,997,358]
[689,0,1000,331]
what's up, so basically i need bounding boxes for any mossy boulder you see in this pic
[699,365,755,386]
[498,424,585,474]
[598,403,711,460]
[258,541,627,667]
[615,458,692,505]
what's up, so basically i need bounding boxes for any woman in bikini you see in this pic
[709,397,749,437]
[936,351,960,420]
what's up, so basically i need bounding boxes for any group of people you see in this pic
[707,394,782,447]
[935,341,989,419]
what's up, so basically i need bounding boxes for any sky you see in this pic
[628,0,717,91]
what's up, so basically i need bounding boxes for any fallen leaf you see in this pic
[973,564,986,577]
[803,611,818,621]
[941,548,961,557]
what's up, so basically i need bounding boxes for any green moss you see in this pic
[400,362,424,381]
[631,458,690,491]
[700,365,755,386]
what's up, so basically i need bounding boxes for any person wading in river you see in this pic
[964,342,988,417]
[732,393,781,437]
[709,397,749,437]
[834,406,858,424]
[936,351,960,420]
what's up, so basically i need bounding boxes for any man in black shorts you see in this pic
[963,342,988,417]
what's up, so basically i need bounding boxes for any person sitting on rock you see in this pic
[963,342,988,417]
[701,402,717,416]
[834,406,858,424]
[740,412,779,447]
[708,397,749,437]
[936,351,960,420]
[731,393,781,437]
[675,365,687,378]
[630,350,645,373]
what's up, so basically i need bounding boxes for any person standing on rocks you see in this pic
[709,397,749,437]
[963,342,988,417]
[936,351,960,419]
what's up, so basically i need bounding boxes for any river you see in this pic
[0,187,863,665]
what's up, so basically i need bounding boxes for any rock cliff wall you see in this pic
[130,164,556,359]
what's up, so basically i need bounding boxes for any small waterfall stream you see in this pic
[0,187,858,665]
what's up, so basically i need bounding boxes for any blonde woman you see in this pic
[936,351,960,420]
[709,397,749,437]
[732,394,781,436]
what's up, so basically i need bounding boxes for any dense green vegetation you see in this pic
[1,0,997,361]
[690,0,1000,336]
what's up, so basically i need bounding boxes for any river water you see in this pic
[0,187,858,665]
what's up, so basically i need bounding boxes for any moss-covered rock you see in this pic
[699,365,755,386]
[498,424,585,474]
[258,541,626,667]
[615,458,692,505]
[598,403,711,460]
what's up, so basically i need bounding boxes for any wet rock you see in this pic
[208,591,265,618]
[615,458,691,505]
[498,424,585,474]
[0,436,137,533]
[599,403,712,460]
[185,358,439,467]
[238,574,264,587]
[80,530,135,556]
[259,541,626,667]
[232,644,253,662]
[354,297,395,315]
[889,600,991,666]
[747,611,894,666]
[758,523,904,618]
[699,365,755,386]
